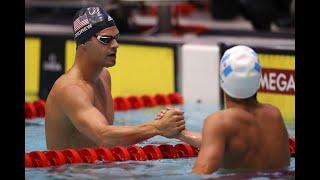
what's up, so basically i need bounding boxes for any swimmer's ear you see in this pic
[78,42,88,51]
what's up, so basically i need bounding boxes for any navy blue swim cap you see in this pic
[73,6,116,45]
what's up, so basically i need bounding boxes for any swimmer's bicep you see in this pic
[273,107,289,137]
[58,85,109,131]
[60,92,111,144]
[69,107,110,141]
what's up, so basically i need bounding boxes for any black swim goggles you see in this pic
[94,33,120,44]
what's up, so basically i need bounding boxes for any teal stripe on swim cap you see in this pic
[254,62,261,72]
[223,65,233,77]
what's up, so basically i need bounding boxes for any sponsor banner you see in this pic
[257,54,295,122]
[259,68,295,95]
[39,36,66,100]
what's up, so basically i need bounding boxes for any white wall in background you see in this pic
[180,44,221,104]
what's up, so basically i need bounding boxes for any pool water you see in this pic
[25,103,295,179]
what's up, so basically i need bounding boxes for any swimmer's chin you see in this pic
[104,60,116,68]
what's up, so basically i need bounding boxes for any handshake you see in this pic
[153,107,185,139]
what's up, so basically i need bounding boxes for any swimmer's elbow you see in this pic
[97,139,112,148]
[192,164,215,175]
[96,127,119,147]
[96,135,113,147]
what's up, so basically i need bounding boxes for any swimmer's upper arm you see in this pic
[272,106,284,121]
[270,105,289,137]
[57,85,110,144]
[192,113,226,174]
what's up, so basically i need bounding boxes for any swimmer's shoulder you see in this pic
[206,109,240,122]
[260,103,283,121]
[204,111,228,127]
[219,108,242,120]
[208,108,246,129]
[204,111,236,136]
[51,75,94,101]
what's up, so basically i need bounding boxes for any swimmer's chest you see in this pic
[93,79,114,124]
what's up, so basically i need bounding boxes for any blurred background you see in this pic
[25,2,295,177]
[25,0,295,123]
[25,0,295,33]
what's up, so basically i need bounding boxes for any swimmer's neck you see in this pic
[225,97,259,109]
[72,54,104,83]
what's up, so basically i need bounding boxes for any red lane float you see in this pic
[34,99,46,117]
[25,102,37,119]
[190,146,199,156]
[95,148,115,161]
[62,149,83,164]
[174,143,197,157]
[127,96,144,109]
[28,151,50,167]
[114,97,132,111]
[154,94,170,105]
[141,95,157,107]
[168,93,183,104]
[158,144,179,159]
[45,150,66,166]
[25,153,33,167]
[113,100,120,110]
[78,148,99,163]
[25,139,295,168]
[142,145,163,160]
[289,136,295,157]
[26,93,185,119]
[127,145,148,161]
[110,146,131,161]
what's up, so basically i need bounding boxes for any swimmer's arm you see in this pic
[156,107,202,147]
[177,130,202,148]
[97,110,183,147]
[59,85,182,147]
[192,114,226,174]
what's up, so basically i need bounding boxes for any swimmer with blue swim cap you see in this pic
[220,45,262,101]
[157,45,290,174]
[45,6,185,150]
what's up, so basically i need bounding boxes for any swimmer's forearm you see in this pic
[177,130,202,148]
[99,120,160,147]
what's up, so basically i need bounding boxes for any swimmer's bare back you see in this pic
[193,103,290,173]
[45,68,114,150]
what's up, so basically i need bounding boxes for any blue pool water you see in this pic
[25,103,295,179]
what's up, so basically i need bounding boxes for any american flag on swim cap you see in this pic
[73,14,90,32]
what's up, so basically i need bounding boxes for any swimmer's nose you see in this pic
[111,39,119,49]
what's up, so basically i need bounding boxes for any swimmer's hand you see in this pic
[155,106,181,120]
[155,109,185,138]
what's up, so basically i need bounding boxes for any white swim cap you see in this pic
[220,45,262,99]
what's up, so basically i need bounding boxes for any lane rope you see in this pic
[25,137,295,168]
[25,93,183,119]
